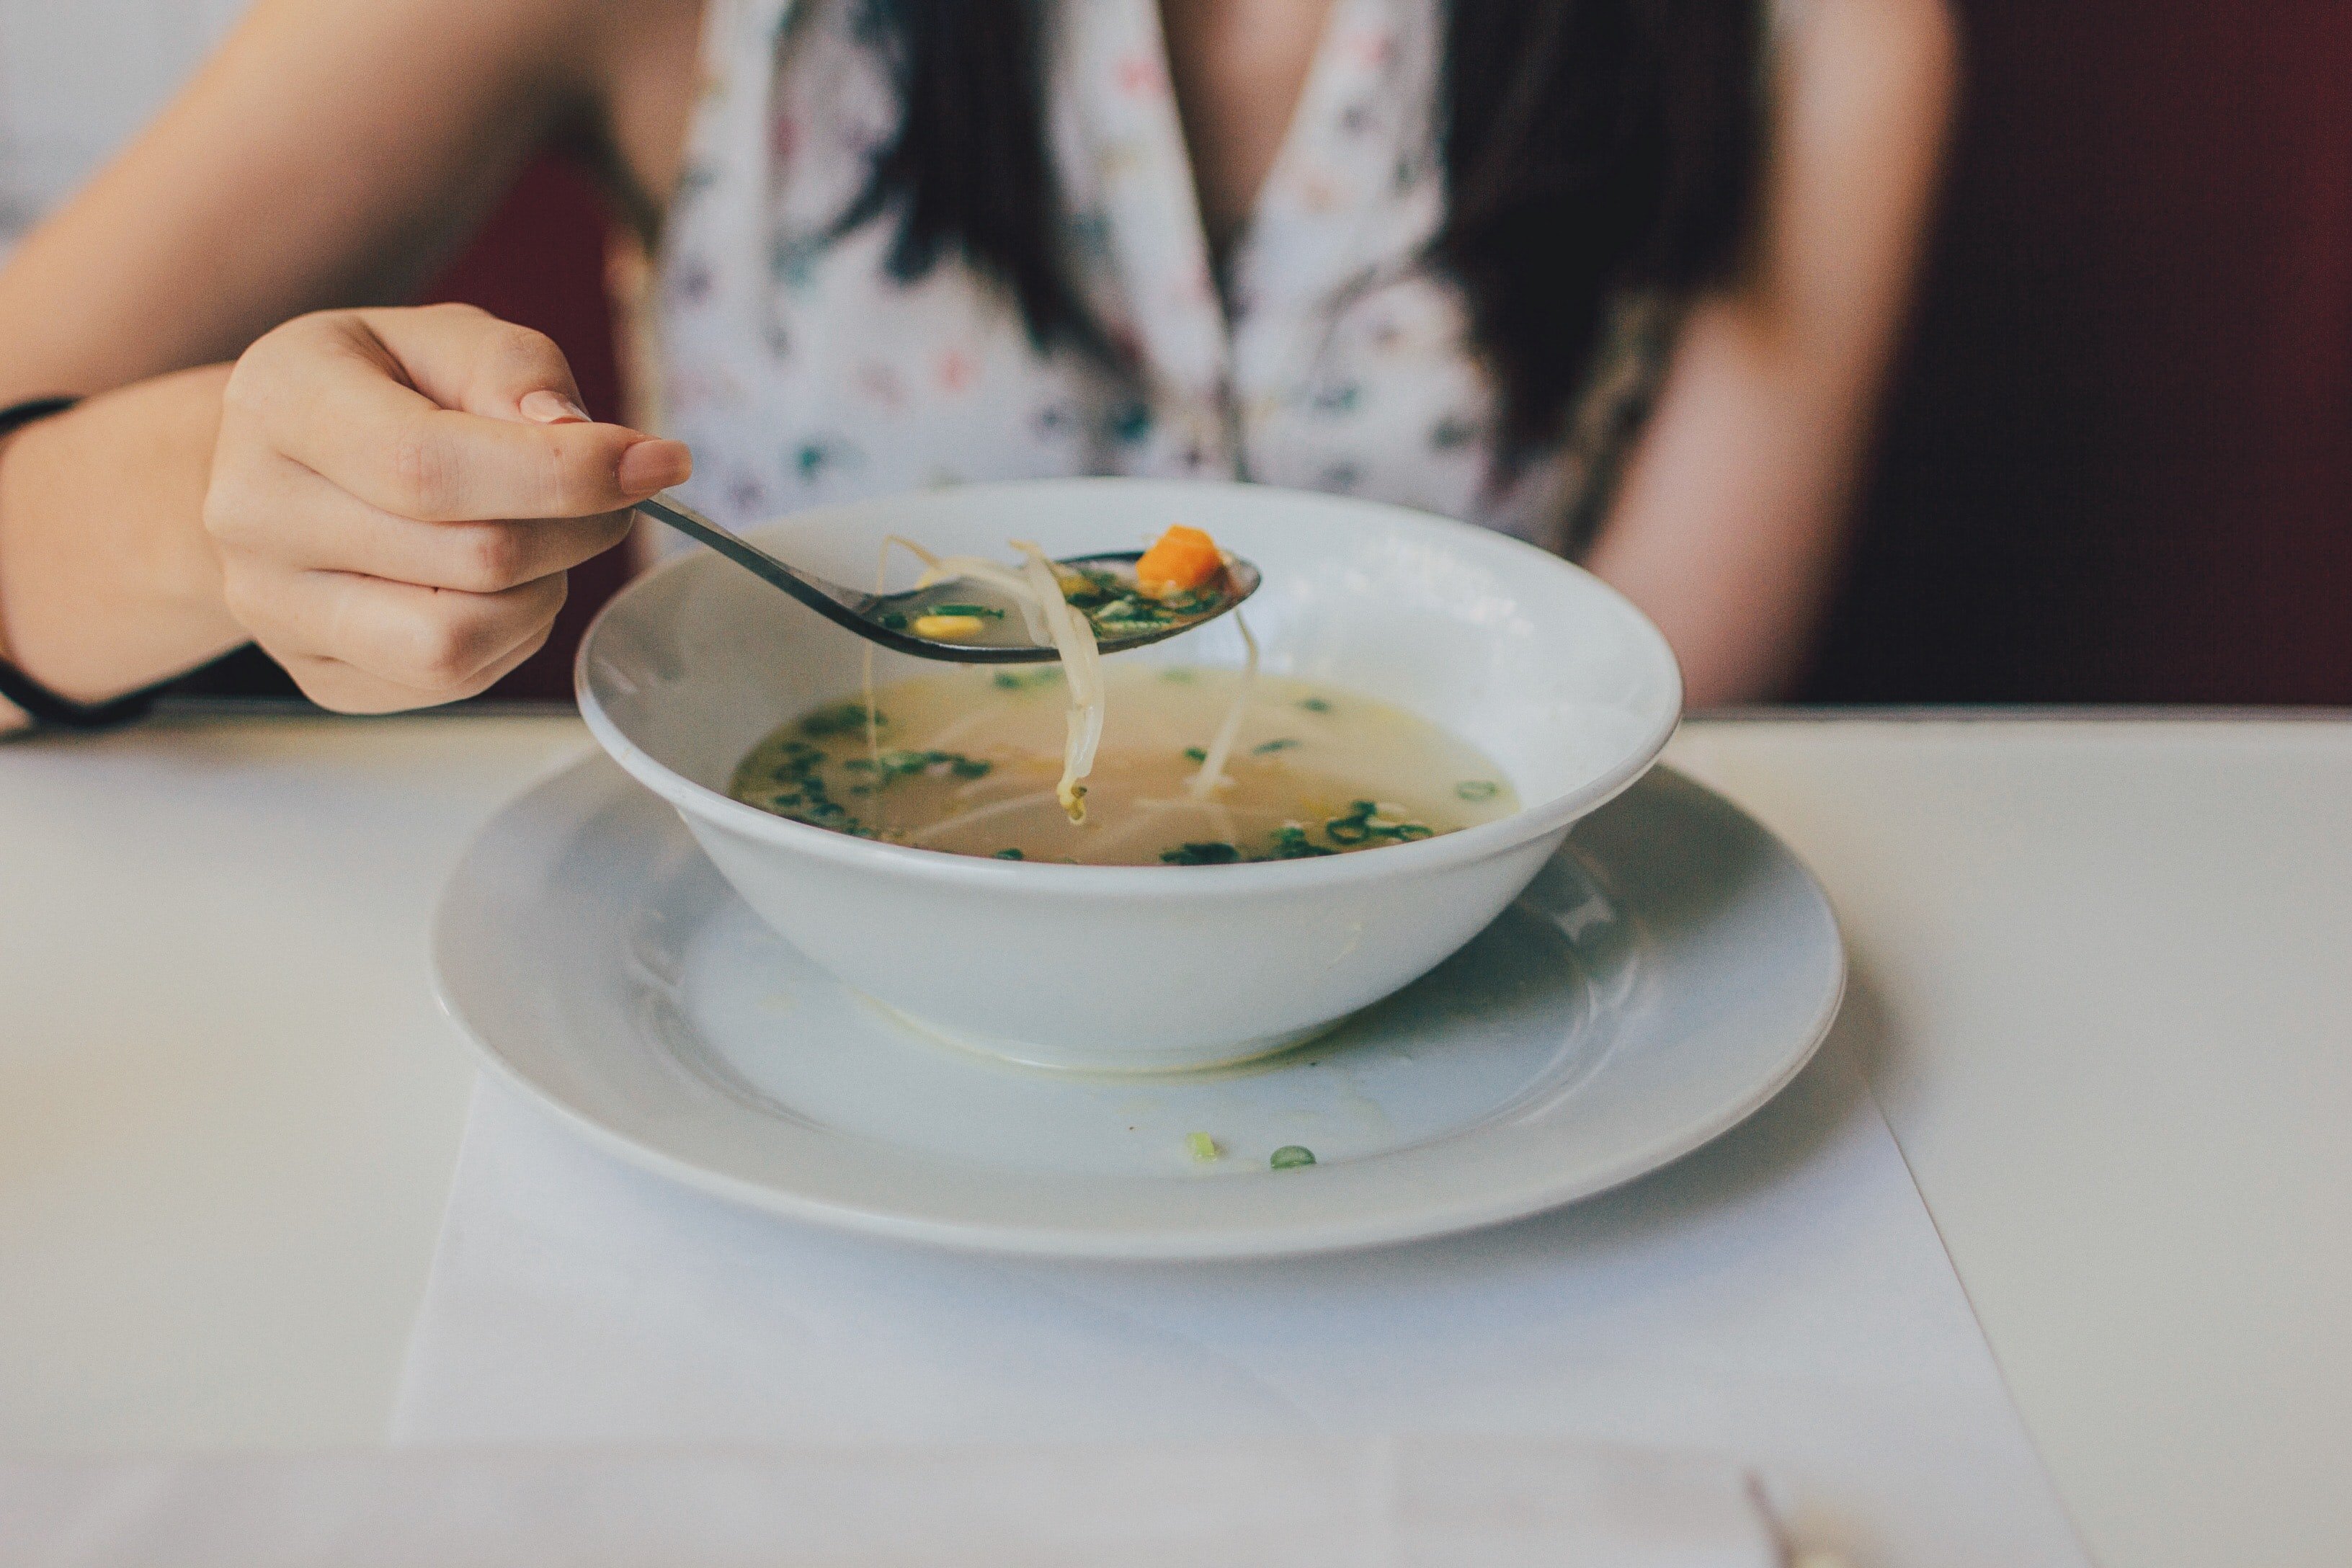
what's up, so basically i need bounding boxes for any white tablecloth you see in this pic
[1,1439,1785,1567]
[22,716,2337,1565]
[391,1035,2087,1568]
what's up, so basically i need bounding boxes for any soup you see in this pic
[727,665,1520,865]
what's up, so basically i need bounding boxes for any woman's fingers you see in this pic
[356,302,600,425]
[209,454,632,592]
[360,300,591,418]
[223,557,567,709]
[272,619,557,716]
[225,307,690,521]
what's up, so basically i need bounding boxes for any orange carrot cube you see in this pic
[1135,525,1224,595]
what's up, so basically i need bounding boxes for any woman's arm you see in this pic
[0,0,701,720]
[0,369,241,706]
[0,0,613,402]
[1582,0,1959,708]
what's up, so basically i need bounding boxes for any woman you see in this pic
[0,0,1951,726]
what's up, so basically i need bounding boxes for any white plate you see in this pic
[432,754,1843,1259]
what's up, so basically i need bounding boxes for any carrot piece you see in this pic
[1135,525,1225,595]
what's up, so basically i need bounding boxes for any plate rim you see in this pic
[432,755,1845,1260]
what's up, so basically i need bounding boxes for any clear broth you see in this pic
[727,666,1519,866]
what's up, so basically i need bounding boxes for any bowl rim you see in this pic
[576,478,1683,894]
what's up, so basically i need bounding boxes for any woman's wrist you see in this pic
[0,367,248,719]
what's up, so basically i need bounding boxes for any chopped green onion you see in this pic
[927,603,1003,619]
[1299,697,1332,713]
[1323,799,1435,847]
[1455,780,1500,801]
[798,702,883,738]
[1268,824,1336,860]
[1159,841,1241,865]
[993,847,1025,860]
[1186,1131,1220,1162]
[1252,738,1299,754]
[1270,1146,1317,1170]
[1183,746,1208,762]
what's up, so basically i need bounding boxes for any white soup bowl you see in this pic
[577,478,1680,1072]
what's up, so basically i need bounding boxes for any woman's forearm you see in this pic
[1583,297,1871,709]
[0,368,245,717]
[1584,0,1956,708]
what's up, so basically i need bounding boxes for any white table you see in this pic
[3,710,2346,1568]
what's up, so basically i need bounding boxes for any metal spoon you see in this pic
[634,494,1260,664]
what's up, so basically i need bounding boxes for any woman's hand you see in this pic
[203,303,690,712]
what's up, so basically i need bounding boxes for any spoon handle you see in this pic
[633,491,1061,663]
[633,493,873,625]
[630,492,1252,663]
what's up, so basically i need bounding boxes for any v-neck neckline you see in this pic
[1131,0,1370,329]
[1152,0,1348,285]
[1046,0,1431,464]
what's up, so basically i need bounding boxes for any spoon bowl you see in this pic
[635,493,1259,662]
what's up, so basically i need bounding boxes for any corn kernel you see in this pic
[912,613,986,641]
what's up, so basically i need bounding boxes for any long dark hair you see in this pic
[845,1,1762,462]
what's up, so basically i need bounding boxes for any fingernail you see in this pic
[521,389,592,424]
[618,438,692,495]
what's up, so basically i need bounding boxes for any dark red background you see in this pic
[1804,0,2352,705]
[309,1,2352,706]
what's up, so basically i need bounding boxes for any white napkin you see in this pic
[0,1437,1781,1567]
[391,1041,2088,1568]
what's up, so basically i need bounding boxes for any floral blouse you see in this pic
[657,0,1679,555]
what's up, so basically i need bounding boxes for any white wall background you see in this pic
[0,0,249,257]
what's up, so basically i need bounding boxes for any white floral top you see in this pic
[658,0,1679,553]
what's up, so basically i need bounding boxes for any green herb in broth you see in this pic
[726,666,1516,867]
[1322,799,1436,847]
[1056,568,1225,637]
[797,701,883,739]
[752,736,874,837]
[1268,824,1336,859]
[1159,842,1242,865]
[843,749,993,784]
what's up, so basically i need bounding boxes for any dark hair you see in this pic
[848,1,1763,462]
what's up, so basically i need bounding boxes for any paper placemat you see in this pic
[2,1438,1783,1567]
[393,1040,2087,1567]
